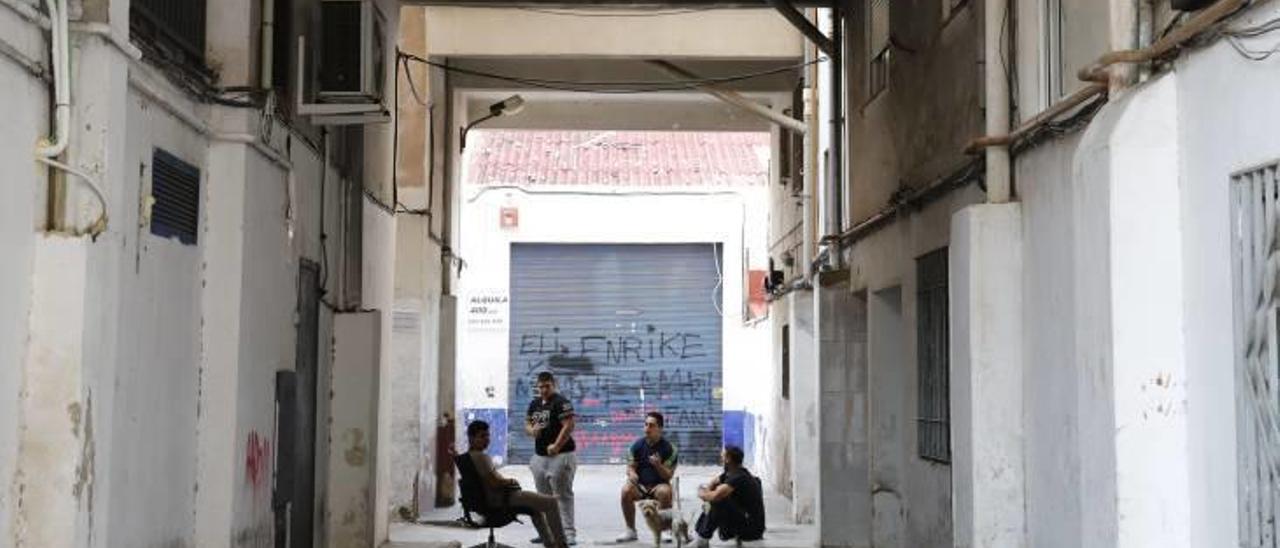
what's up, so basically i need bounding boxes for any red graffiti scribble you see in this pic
[572,432,635,458]
[245,431,272,491]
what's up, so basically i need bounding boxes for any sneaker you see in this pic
[530,538,543,545]
[615,529,638,543]
[567,538,577,546]
[692,537,710,548]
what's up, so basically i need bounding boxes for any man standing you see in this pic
[526,371,577,545]
[616,412,678,543]
[692,446,765,547]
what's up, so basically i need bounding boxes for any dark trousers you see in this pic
[694,500,763,542]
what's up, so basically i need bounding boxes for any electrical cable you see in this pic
[401,56,430,107]
[37,156,109,235]
[399,51,824,94]
[1222,15,1280,61]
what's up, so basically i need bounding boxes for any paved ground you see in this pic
[387,465,814,548]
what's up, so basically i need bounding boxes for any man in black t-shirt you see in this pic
[526,372,578,545]
[693,446,765,547]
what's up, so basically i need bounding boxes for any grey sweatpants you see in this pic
[509,490,568,548]
[530,453,577,539]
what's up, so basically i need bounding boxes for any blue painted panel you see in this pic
[508,244,724,465]
[462,408,509,464]
[723,410,746,450]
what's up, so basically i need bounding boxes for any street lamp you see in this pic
[460,94,525,151]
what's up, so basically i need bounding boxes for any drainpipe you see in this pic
[261,0,275,91]
[35,0,68,159]
[983,0,1012,203]
[1109,0,1139,91]
[801,8,820,283]
[824,6,844,269]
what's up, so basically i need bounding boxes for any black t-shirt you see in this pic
[526,393,576,456]
[629,437,678,488]
[720,468,765,538]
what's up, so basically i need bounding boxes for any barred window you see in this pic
[916,247,950,463]
[867,0,890,100]
[130,0,208,72]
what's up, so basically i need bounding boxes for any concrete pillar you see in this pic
[815,284,871,548]
[196,142,251,548]
[949,203,1026,548]
[13,11,133,545]
[1072,75,1190,547]
[789,291,818,524]
[327,312,383,548]
[391,214,443,516]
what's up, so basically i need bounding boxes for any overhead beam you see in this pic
[765,0,834,58]
[404,1,834,6]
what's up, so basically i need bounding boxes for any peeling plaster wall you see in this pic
[843,190,983,547]
[101,87,210,548]
[0,29,45,546]
[232,151,295,547]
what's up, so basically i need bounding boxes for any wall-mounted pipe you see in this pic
[965,83,1107,152]
[646,60,808,135]
[261,0,275,90]
[1078,0,1246,83]
[821,6,843,269]
[35,0,68,158]
[801,7,820,285]
[983,0,1012,203]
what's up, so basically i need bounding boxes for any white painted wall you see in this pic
[0,3,397,547]
[455,177,772,463]
[1174,7,1280,540]
[0,16,47,544]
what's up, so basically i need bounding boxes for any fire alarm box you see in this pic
[500,207,519,229]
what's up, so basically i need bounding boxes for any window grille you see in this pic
[1231,161,1280,547]
[917,247,950,463]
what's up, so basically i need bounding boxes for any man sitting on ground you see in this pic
[465,420,570,548]
[616,412,679,543]
[692,446,765,547]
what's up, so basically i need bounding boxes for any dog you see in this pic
[637,478,691,548]
[638,500,690,548]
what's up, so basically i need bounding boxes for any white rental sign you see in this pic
[465,289,509,330]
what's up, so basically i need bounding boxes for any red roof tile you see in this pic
[464,130,770,187]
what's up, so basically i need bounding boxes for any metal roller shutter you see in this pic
[508,243,724,465]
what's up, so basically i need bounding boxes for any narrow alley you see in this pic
[3,0,1280,547]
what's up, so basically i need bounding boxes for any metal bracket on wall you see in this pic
[766,0,835,58]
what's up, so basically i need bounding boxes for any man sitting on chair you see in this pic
[616,412,679,543]
[466,420,570,548]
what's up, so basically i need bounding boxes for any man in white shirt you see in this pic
[466,420,569,548]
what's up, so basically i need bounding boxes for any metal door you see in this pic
[508,243,724,464]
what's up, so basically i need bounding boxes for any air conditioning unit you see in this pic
[319,0,386,103]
